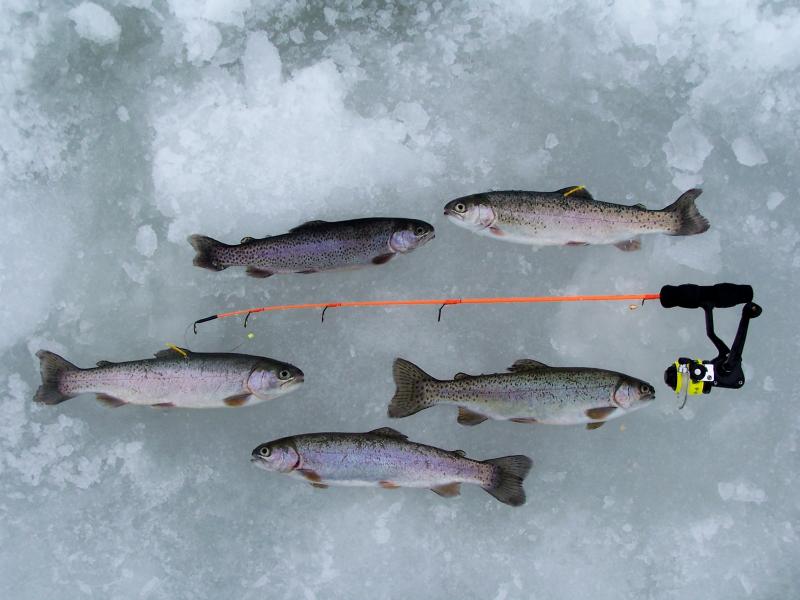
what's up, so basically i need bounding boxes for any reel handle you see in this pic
[660,283,753,309]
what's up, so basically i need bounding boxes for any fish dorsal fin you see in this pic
[451,449,467,457]
[368,427,408,440]
[508,359,548,372]
[154,345,192,359]
[96,360,116,367]
[632,203,646,210]
[556,185,594,200]
[289,220,329,233]
[240,236,255,244]
[453,372,471,380]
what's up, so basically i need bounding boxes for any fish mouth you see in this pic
[443,207,463,220]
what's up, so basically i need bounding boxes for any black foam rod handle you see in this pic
[660,284,753,309]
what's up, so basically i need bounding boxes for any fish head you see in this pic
[251,439,300,473]
[247,360,305,400]
[613,376,656,409]
[389,220,436,253]
[443,194,496,231]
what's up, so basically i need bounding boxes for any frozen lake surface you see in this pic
[1,1,798,598]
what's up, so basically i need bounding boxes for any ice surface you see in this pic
[2,1,799,599]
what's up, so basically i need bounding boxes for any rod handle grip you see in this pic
[660,283,753,309]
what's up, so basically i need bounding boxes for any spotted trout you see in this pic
[443,186,709,250]
[188,217,435,278]
[34,347,304,408]
[251,428,533,506]
[389,358,655,430]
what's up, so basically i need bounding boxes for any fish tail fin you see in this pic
[482,455,533,507]
[662,189,710,236]
[388,358,436,418]
[187,235,228,271]
[34,350,79,405]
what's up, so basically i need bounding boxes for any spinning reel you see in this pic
[660,284,761,402]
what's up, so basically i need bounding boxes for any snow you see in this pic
[1,1,799,599]
[68,2,121,46]
[731,136,768,166]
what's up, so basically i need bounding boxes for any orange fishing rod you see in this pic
[192,292,663,333]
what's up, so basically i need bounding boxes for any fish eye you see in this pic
[414,226,426,236]
[454,203,466,212]
[640,384,650,393]
[278,369,292,380]
[259,446,270,457]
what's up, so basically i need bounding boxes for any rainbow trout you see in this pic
[389,358,655,430]
[443,186,709,250]
[34,348,303,408]
[189,217,435,278]
[251,428,533,506]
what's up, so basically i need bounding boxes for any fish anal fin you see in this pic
[566,241,589,247]
[311,482,329,489]
[457,407,488,426]
[289,220,329,233]
[246,266,274,278]
[557,185,594,200]
[372,253,394,265]
[96,394,127,408]
[510,417,538,424]
[586,421,606,430]
[431,482,461,498]
[379,480,400,489]
[224,393,251,407]
[152,402,175,408]
[586,407,617,420]
[368,427,408,440]
[508,359,548,372]
[614,239,641,252]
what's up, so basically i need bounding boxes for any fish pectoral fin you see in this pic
[508,359,548,372]
[457,407,489,426]
[96,394,127,408]
[586,407,617,420]
[246,266,274,278]
[586,421,606,430]
[510,417,538,424]
[489,226,505,236]
[311,483,329,489]
[289,220,329,233]
[453,372,472,380]
[368,427,408,440]
[154,346,192,359]
[372,253,394,265]
[556,185,594,200]
[614,239,641,252]
[298,468,322,483]
[431,482,461,498]
[223,393,251,407]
